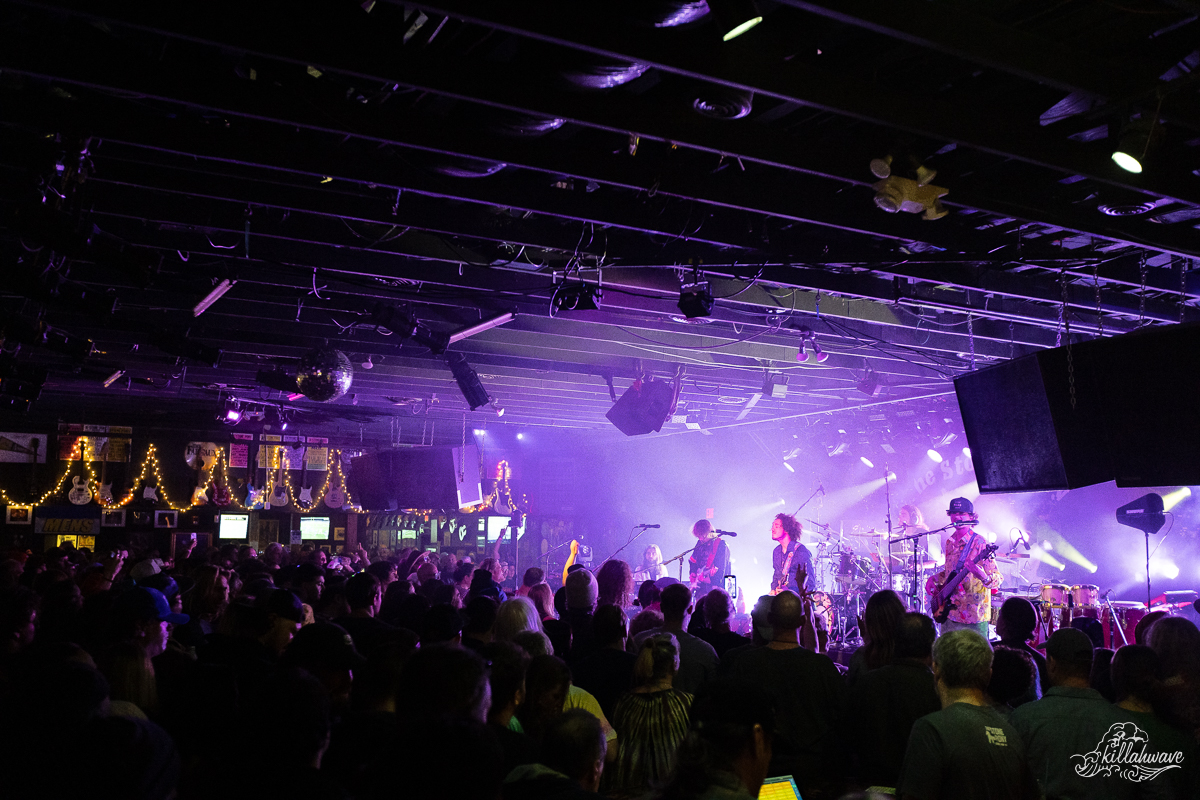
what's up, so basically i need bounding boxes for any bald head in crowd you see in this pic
[769,591,805,636]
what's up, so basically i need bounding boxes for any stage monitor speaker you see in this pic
[956,323,1200,493]
[606,379,676,436]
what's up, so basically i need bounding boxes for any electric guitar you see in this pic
[68,475,93,505]
[96,441,114,505]
[929,543,999,623]
[297,448,313,506]
[269,446,289,507]
[245,446,266,509]
[770,541,803,596]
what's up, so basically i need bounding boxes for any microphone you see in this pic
[715,529,738,537]
[637,523,661,529]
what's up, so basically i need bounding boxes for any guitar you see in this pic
[562,539,580,585]
[96,441,114,505]
[929,542,999,623]
[297,448,313,506]
[689,536,722,592]
[68,475,93,505]
[269,446,289,507]
[246,445,266,509]
[211,478,231,507]
[770,541,803,596]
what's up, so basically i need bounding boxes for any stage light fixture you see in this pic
[710,0,763,41]
[517,433,525,440]
[193,278,236,317]
[1112,119,1156,174]
[857,370,880,397]
[491,400,505,418]
[783,461,795,472]
[762,372,788,398]
[677,281,714,319]
[860,456,875,468]
[449,312,517,345]
[828,442,848,456]
[222,402,243,424]
[473,428,486,436]
[445,352,492,411]
[552,283,602,314]
[796,329,829,363]
[927,449,943,463]
[360,355,374,370]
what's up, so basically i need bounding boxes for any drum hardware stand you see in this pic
[1100,590,1129,647]
[889,528,930,611]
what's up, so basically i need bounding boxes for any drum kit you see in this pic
[805,522,937,645]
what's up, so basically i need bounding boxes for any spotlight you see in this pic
[1042,540,1053,551]
[1163,487,1192,511]
[963,447,972,458]
[360,355,374,370]
[193,278,236,317]
[927,449,943,463]
[517,433,525,440]
[795,329,829,363]
[783,461,795,472]
[491,400,505,418]
[551,283,602,314]
[222,402,242,424]
[860,456,874,468]
[677,281,714,319]
[710,0,763,41]
[445,352,491,411]
[473,428,486,436]
[1112,118,1157,174]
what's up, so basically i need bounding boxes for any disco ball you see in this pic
[296,347,354,402]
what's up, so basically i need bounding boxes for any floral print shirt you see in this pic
[929,530,1002,624]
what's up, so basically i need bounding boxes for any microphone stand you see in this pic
[663,545,699,583]
[883,464,894,598]
[591,525,655,573]
[791,485,824,519]
[537,538,576,561]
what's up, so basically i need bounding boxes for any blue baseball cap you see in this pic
[116,587,190,626]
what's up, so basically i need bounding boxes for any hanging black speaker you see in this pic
[606,379,676,436]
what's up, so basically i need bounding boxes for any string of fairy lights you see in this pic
[463,459,527,516]
[0,437,354,514]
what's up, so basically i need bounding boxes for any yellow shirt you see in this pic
[932,531,1001,624]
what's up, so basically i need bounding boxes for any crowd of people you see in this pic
[1,540,1198,800]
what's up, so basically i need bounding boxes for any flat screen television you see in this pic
[218,513,249,540]
[300,516,330,540]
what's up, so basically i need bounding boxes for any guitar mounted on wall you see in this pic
[297,448,314,506]
[269,446,289,508]
[96,441,114,505]
[324,452,345,509]
[929,542,999,623]
[245,445,266,510]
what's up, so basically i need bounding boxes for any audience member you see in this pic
[1134,609,1169,645]
[847,589,905,686]
[571,604,638,720]
[1089,645,1116,702]
[897,629,1038,800]
[629,583,718,694]
[596,559,635,610]
[608,633,693,797]
[335,572,397,658]
[848,611,940,791]
[652,680,775,800]
[516,566,546,598]
[985,645,1038,712]
[1147,616,1200,735]
[462,595,499,652]
[503,708,606,799]
[994,596,1049,694]
[1010,627,1135,800]
[698,588,750,657]
[727,590,845,798]
[564,569,600,663]
[529,582,557,621]
[494,596,546,643]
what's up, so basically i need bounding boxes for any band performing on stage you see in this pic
[640,496,1190,654]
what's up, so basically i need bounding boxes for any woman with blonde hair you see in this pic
[494,596,545,642]
[607,633,693,797]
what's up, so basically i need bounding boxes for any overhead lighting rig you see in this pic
[370,302,450,354]
[445,351,493,411]
[551,283,601,314]
[795,328,829,363]
[677,274,714,319]
[870,150,948,220]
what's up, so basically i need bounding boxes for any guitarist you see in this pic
[925,497,1001,637]
[688,519,730,597]
[771,513,815,596]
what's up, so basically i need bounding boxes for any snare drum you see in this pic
[1040,583,1070,609]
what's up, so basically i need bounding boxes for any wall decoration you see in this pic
[6,506,32,525]
[155,510,178,528]
[101,509,126,527]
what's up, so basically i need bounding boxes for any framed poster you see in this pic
[6,506,32,525]
[100,509,126,527]
[154,510,178,529]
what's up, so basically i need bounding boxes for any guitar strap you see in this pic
[779,540,799,589]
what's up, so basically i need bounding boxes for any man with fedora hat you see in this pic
[925,497,1001,637]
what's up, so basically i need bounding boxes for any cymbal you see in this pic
[848,529,886,538]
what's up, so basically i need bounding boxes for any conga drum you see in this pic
[1040,583,1070,634]
[1070,584,1101,621]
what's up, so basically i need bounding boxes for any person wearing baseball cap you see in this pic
[280,622,366,709]
[112,587,190,658]
[925,497,1001,637]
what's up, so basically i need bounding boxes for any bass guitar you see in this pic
[929,543,999,623]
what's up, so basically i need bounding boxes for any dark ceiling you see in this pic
[0,0,1197,450]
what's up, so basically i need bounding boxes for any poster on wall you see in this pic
[34,506,101,535]
[0,433,48,463]
[185,442,222,470]
[229,443,249,469]
[6,506,32,525]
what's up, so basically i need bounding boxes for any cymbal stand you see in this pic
[889,528,934,612]
[883,463,894,590]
